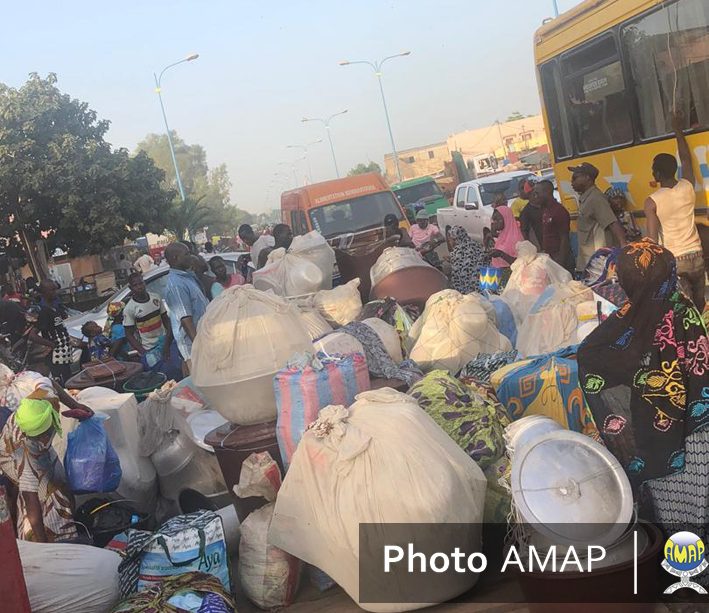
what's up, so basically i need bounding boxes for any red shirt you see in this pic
[542,200,570,256]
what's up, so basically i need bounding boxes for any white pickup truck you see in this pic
[436,170,537,244]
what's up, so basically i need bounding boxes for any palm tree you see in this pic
[164,195,220,241]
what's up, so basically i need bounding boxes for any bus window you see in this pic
[561,35,633,153]
[622,0,709,139]
[540,60,572,159]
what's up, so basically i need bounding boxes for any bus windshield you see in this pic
[309,191,403,238]
[394,181,443,206]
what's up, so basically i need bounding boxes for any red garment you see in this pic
[542,200,570,257]
[220,273,245,289]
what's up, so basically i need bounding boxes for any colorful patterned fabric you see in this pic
[408,370,510,468]
[448,226,489,295]
[458,350,519,384]
[490,345,599,440]
[0,411,77,542]
[112,571,234,613]
[578,239,709,490]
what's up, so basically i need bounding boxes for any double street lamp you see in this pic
[285,139,322,184]
[302,110,348,178]
[339,52,411,182]
[154,53,199,202]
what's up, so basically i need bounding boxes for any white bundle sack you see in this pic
[313,279,362,327]
[289,295,333,340]
[500,241,572,325]
[192,286,313,424]
[252,247,325,296]
[290,231,336,290]
[313,331,365,357]
[516,281,592,358]
[269,389,487,612]
[370,246,428,287]
[362,317,403,363]
[408,290,511,373]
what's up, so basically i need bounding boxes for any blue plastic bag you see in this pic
[65,414,122,493]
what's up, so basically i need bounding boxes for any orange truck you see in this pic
[280,173,409,242]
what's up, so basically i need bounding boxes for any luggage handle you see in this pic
[156,528,207,567]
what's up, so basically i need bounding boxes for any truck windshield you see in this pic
[309,192,403,238]
[479,175,532,206]
[394,181,443,206]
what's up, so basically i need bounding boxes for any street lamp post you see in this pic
[154,53,199,202]
[339,52,410,182]
[286,140,322,184]
[302,110,348,178]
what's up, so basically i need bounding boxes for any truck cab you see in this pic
[391,176,448,221]
[436,171,536,243]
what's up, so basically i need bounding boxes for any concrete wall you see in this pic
[383,142,450,184]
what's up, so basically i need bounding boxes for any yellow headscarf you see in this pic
[15,398,62,438]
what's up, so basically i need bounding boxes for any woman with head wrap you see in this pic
[447,226,489,294]
[0,378,93,542]
[605,187,641,242]
[489,205,524,287]
[578,239,709,525]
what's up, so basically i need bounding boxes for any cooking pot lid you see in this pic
[511,430,633,546]
[187,410,229,452]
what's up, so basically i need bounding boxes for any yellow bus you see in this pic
[534,0,708,231]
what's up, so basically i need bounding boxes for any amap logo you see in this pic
[662,531,708,595]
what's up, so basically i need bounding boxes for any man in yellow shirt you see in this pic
[510,178,533,219]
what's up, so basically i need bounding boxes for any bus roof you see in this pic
[281,172,391,208]
[391,176,437,191]
[534,0,662,63]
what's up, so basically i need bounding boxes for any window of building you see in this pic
[561,34,633,153]
[540,60,573,159]
[405,156,415,163]
[427,150,435,159]
[504,136,515,147]
[621,0,709,138]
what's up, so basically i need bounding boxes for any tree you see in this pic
[137,132,250,235]
[163,196,221,242]
[348,161,382,176]
[0,73,173,272]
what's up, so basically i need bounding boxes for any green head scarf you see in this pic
[15,398,62,438]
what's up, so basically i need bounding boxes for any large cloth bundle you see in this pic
[408,370,510,469]
[274,353,370,468]
[191,286,312,424]
[408,290,511,374]
[288,295,333,341]
[313,279,363,326]
[370,247,428,287]
[515,281,593,358]
[289,230,336,290]
[0,365,55,412]
[500,241,572,324]
[252,247,325,296]
[270,389,487,612]
[490,346,599,439]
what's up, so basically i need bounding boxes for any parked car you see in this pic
[64,252,247,348]
[436,171,538,244]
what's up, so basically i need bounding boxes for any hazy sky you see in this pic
[4,0,580,213]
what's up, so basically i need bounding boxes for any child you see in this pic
[105,302,130,361]
[80,321,112,365]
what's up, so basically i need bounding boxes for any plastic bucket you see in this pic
[122,371,167,402]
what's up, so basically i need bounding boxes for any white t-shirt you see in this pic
[250,235,275,268]
[651,178,701,257]
[123,292,167,350]
[133,254,156,274]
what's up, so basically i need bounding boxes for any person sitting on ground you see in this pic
[447,226,490,295]
[644,109,705,312]
[238,224,275,271]
[489,205,524,282]
[0,380,93,543]
[190,255,213,299]
[383,213,414,248]
[29,279,73,384]
[209,256,245,299]
[605,187,641,242]
[510,179,534,219]
[535,179,573,271]
[123,272,178,377]
[257,223,294,269]
[79,321,113,365]
[163,242,209,373]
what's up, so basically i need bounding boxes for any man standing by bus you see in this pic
[644,112,705,312]
[569,162,626,274]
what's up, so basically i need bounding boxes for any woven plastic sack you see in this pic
[408,290,511,374]
[289,231,336,290]
[500,241,572,324]
[269,389,487,611]
[191,286,312,424]
[252,247,325,296]
[65,414,122,494]
[273,353,370,468]
[313,279,362,327]
[515,281,593,358]
[370,247,428,287]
